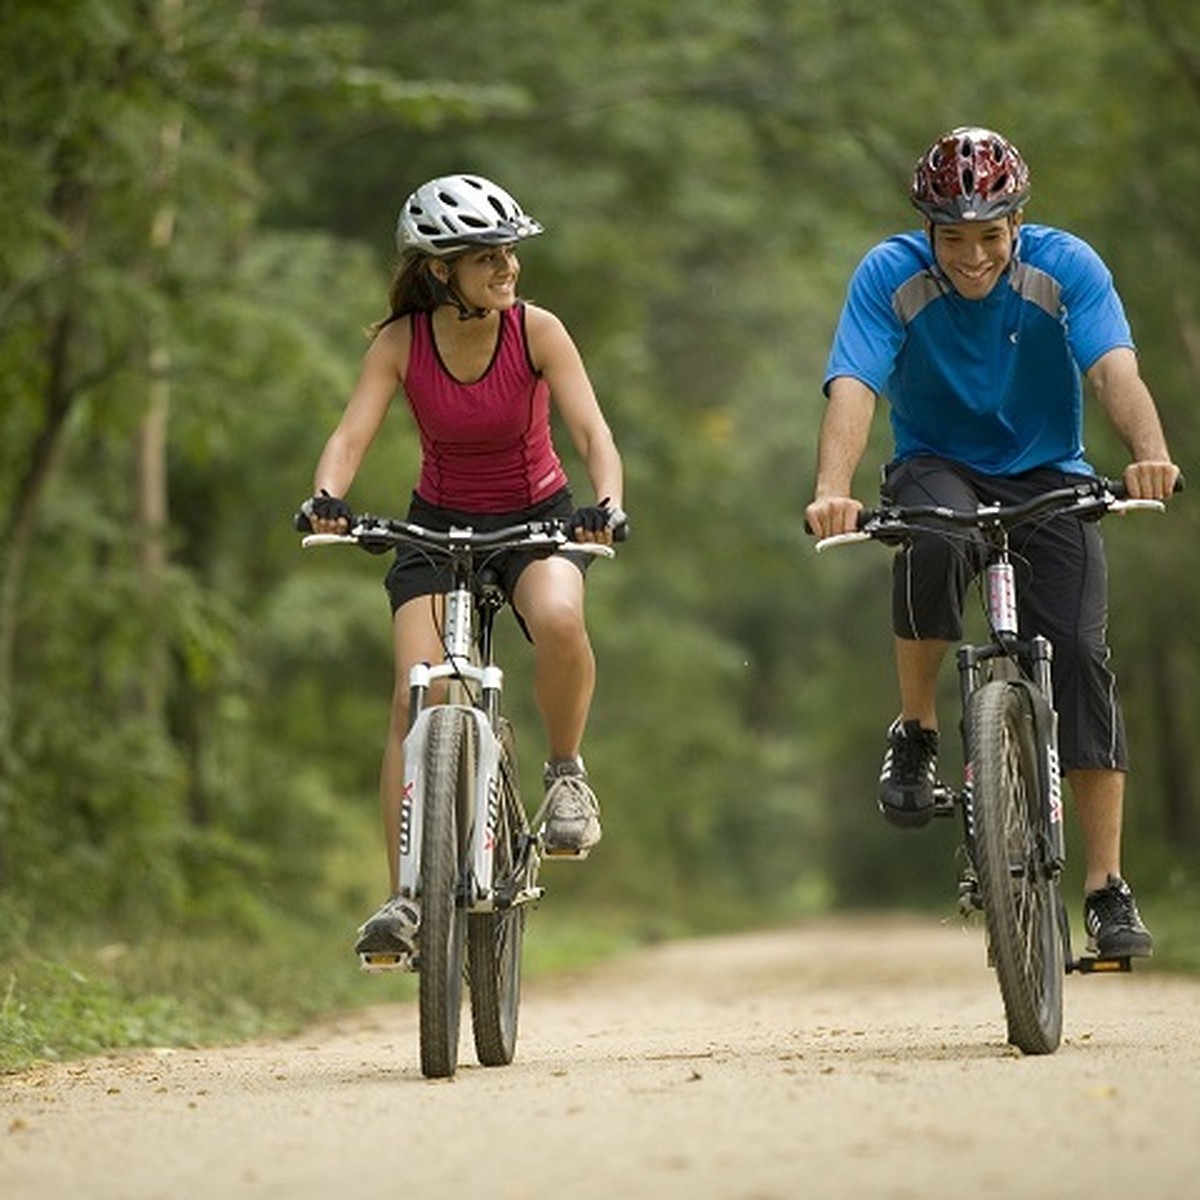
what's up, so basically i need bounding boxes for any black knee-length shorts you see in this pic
[881,457,1127,773]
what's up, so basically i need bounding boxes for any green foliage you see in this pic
[0,959,198,1074]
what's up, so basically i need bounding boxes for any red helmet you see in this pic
[911,127,1030,223]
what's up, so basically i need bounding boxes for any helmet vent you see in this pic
[911,126,1030,223]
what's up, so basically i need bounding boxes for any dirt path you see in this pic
[3,914,1198,1200]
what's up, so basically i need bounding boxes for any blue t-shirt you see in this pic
[823,223,1134,476]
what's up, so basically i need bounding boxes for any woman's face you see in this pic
[931,216,1020,299]
[445,244,521,311]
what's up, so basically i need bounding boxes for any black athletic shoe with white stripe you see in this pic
[878,717,939,829]
[1084,875,1153,958]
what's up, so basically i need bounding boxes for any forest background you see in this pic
[2,0,1198,1067]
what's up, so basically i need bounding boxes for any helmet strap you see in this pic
[454,299,488,321]
[449,282,488,321]
[429,258,488,320]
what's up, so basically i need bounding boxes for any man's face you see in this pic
[930,216,1020,299]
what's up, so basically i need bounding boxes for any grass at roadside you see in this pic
[1143,897,1200,974]
[0,903,650,1075]
[3,891,1196,1077]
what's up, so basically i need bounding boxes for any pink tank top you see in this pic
[404,304,568,512]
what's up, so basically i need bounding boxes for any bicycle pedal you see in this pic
[1068,955,1132,975]
[358,951,416,973]
[932,785,957,816]
[542,845,591,860]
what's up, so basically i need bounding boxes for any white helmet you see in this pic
[396,174,543,256]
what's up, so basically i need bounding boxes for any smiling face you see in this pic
[930,215,1021,299]
[437,244,521,312]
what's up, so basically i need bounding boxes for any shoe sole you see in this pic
[539,820,601,858]
[542,841,597,859]
[878,801,935,829]
[1085,934,1153,959]
[354,927,417,959]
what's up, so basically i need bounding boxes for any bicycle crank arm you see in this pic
[467,883,545,913]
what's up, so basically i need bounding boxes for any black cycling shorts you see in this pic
[881,457,1127,773]
[383,488,592,632]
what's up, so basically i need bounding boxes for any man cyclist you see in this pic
[804,127,1180,959]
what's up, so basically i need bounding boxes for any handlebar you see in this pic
[301,514,617,559]
[814,474,1182,553]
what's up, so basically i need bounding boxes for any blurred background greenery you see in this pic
[2,0,1198,1068]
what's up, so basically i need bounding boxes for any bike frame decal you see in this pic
[469,709,502,904]
[398,715,430,898]
[398,776,416,858]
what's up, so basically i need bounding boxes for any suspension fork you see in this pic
[1025,636,1064,870]
[954,634,1064,874]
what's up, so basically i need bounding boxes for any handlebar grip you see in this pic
[803,511,871,537]
[1105,473,1185,501]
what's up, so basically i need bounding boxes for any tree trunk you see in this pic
[133,0,185,722]
[0,316,79,748]
[134,126,182,723]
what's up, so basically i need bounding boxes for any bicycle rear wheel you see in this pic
[418,707,473,1079]
[468,718,528,1067]
[968,680,1064,1054]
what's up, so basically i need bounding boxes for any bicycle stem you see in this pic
[444,584,474,661]
[986,558,1018,637]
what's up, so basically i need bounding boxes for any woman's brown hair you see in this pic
[370,249,458,334]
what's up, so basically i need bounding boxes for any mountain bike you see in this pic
[302,514,615,1078]
[814,475,1171,1054]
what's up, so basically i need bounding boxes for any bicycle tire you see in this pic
[468,718,528,1067]
[418,707,473,1079]
[968,680,1064,1054]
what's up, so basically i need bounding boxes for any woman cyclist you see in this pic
[300,174,625,959]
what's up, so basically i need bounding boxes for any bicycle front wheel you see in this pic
[468,718,528,1067]
[968,680,1064,1054]
[418,707,473,1079]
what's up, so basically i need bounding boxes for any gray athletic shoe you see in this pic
[354,894,420,962]
[540,759,602,856]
